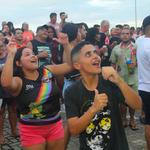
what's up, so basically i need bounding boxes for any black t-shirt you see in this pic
[65,74,129,150]
[31,39,52,66]
[65,69,80,80]
[16,67,61,125]
[98,32,111,67]
[99,32,106,48]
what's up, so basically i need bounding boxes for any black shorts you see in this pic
[139,90,150,125]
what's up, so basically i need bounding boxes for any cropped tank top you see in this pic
[16,67,61,125]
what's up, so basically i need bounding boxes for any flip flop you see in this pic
[129,121,139,131]
[11,133,20,138]
[139,116,145,124]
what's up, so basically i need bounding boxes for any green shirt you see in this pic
[110,42,138,87]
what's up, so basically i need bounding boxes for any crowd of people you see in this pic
[0,12,149,150]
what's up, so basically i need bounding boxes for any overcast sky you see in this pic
[0,0,150,32]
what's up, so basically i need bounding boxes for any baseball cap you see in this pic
[142,15,150,29]
[36,24,48,33]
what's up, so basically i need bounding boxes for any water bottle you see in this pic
[103,45,108,56]
[126,59,134,74]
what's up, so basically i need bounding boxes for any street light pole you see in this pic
[135,0,137,28]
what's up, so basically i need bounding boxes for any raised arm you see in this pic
[1,42,22,96]
[45,33,73,75]
[102,66,142,110]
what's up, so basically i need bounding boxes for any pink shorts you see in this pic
[18,120,64,147]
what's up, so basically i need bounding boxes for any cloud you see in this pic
[87,0,121,7]
[0,0,149,32]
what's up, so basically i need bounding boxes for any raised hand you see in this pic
[102,66,121,85]
[53,32,69,45]
[38,51,49,58]
[6,42,17,55]
[90,89,108,114]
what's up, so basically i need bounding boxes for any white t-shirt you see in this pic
[136,36,150,92]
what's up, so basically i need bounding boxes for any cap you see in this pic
[142,15,150,29]
[36,24,48,33]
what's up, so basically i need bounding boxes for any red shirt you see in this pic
[15,41,27,49]
[23,31,34,43]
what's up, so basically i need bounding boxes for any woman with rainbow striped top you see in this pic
[1,33,72,150]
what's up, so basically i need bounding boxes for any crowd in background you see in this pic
[0,11,149,150]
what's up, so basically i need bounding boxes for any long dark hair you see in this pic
[7,21,15,34]
[62,23,78,42]
[85,27,99,45]
[47,25,57,42]
[13,47,25,77]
